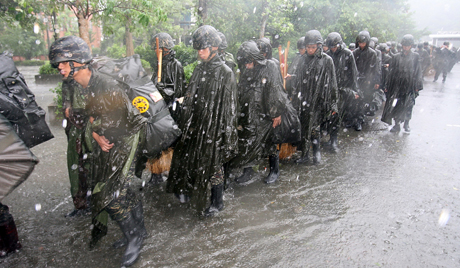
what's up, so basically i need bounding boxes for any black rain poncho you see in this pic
[353,45,383,108]
[381,50,423,124]
[228,54,289,169]
[326,44,360,118]
[85,69,147,215]
[151,51,185,106]
[292,48,338,147]
[166,55,238,212]
[286,52,303,98]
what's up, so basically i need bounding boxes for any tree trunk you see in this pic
[73,0,91,53]
[259,0,269,39]
[197,0,207,25]
[125,16,134,57]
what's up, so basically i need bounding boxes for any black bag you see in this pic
[92,55,181,158]
[271,101,301,144]
[0,53,54,148]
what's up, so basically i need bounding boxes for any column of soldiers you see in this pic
[48,25,458,267]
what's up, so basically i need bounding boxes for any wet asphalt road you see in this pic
[1,64,460,268]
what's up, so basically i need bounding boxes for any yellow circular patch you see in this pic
[132,96,149,113]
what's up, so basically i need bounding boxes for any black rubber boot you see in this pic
[264,154,280,184]
[390,122,401,132]
[330,133,339,153]
[117,214,144,267]
[113,202,148,249]
[403,120,411,132]
[235,167,254,184]
[295,150,309,164]
[204,184,224,217]
[312,142,321,165]
[148,173,163,184]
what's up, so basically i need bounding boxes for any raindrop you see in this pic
[274,35,279,39]
[54,29,60,34]
[343,128,348,133]
[344,66,348,70]
[173,125,179,129]
[114,190,120,198]
[312,139,318,144]
[294,6,297,11]
[303,79,307,84]
[308,7,313,12]
[244,103,248,106]
[142,180,146,187]
[368,143,372,147]
[35,40,41,45]
[354,12,358,17]
[87,190,92,197]
[62,119,67,128]
[358,137,364,141]
[18,41,22,45]
[35,204,41,211]
[83,154,88,160]
[172,102,177,111]
[71,164,78,170]
[262,78,267,84]
[302,101,307,106]
[198,6,203,11]
[438,209,450,227]
[300,2,304,7]
[253,7,257,13]
[112,166,117,171]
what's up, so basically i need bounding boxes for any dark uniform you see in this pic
[166,25,238,216]
[325,32,361,141]
[292,30,338,165]
[353,31,382,117]
[217,32,237,72]
[230,40,289,184]
[381,34,423,133]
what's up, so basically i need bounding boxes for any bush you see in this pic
[184,61,198,83]
[134,44,156,70]
[140,59,151,71]
[39,63,59,75]
[14,60,47,66]
[174,43,197,66]
[106,43,126,59]
[49,82,63,115]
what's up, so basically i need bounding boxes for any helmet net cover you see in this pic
[49,36,92,68]
[192,25,222,50]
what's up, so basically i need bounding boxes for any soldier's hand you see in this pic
[65,107,70,118]
[272,116,281,128]
[92,132,114,152]
[355,94,360,99]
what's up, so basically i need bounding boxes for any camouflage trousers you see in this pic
[105,184,139,222]
[210,166,224,186]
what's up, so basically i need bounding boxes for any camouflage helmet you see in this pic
[49,36,92,68]
[396,43,402,49]
[377,43,388,52]
[256,37,273,59]
[236,40,265,67]
[325,32,342,48]
[304,30,323,45]
[192,25,221,50]
[297,37,305,49]
[400,34,414,46]
[151,33,175,49]
[371,37,379,44]
[417,43,424,49]
[356,31,371,45]
[349,43,356,50]
[217,32,228,50]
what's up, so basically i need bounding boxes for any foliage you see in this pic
[14,60,46,66]
[39,63,59,74]
[0,21,47,59]
[106,43,127,58]
[134,43,156,68]
[140,58,151,70]
[173,43,197,66]
[183,61,198,83]
[49,82,63,114]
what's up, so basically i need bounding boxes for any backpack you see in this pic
[0,53,54,148]
[91,55,181,158]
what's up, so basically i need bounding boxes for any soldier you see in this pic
[166,25,238,217]
[229,40,288,184]
[325,32,360,151]
[382,34,423,133]
[285,37,306,98]
[49,36,147,267]
[416,43,431,78]
[378,43,392,97]
[349,43,356,52]
[353,30,382,117]
[433,42,453,83]
[217,32,237,72]
[292,30,338,164]
[149,32,185,184]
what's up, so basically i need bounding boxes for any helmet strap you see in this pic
[65,61,88,82]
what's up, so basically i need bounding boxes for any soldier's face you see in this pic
[306,44,318,55]
[198,47,211,61]
[331,46,338,53]
[298,48,306,55]
[245,62,254,69]
[403,45,411,53]
[58,62,71,78]
[358,42,367,50]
